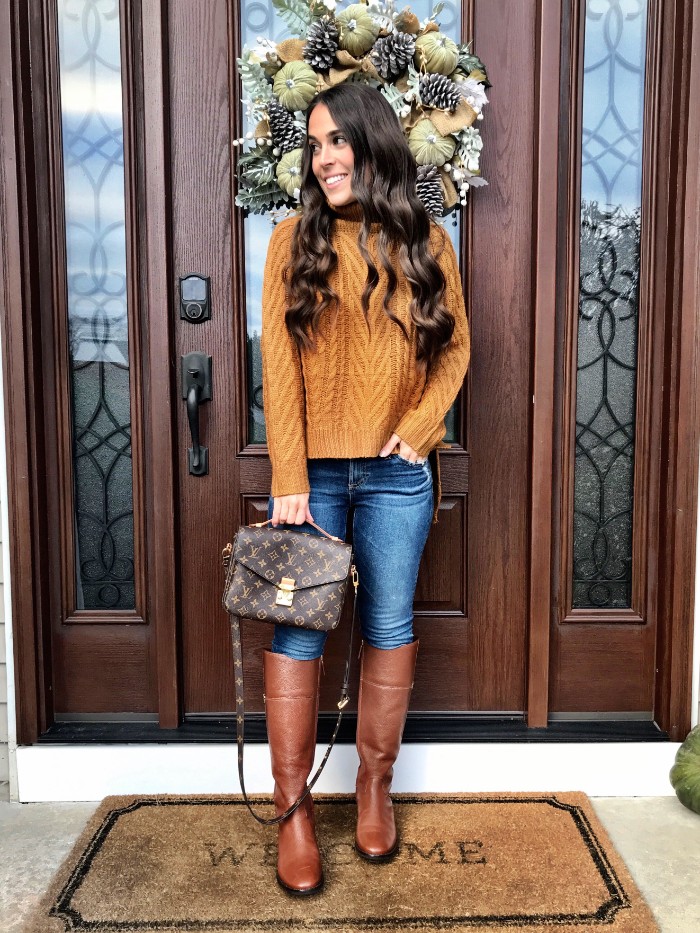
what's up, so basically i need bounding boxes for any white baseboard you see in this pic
[16,741,681,802]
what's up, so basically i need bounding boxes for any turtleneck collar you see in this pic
[329,199,364,222]
[325,197,381,232]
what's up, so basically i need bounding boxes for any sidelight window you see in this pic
[57,0,135,610]
[573,0,649,609]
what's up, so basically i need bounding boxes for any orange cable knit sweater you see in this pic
[261,199,471,525]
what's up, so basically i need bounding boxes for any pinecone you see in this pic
[370,31,416,81]
[267,99,304,155]
[418,73,462,112]
[415,164,444,217]
[303,15,339,72]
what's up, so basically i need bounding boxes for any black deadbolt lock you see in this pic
[179,274,211,323]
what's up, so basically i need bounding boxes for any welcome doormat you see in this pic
[23,792,659,933]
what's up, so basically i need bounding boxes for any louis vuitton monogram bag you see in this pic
[221,518,359,825]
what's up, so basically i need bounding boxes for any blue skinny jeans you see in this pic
[266,453,434,660]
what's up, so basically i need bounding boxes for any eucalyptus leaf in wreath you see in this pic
[235,180,289,214]
[456,128,483,174]
[271,0,316,38]
[670,725,700,815]
[379,82,407,119]
[458,49,492,89]
[237,48,274,104]
[237,146,278,187]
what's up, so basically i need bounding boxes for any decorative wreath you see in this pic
[234,0,490,222]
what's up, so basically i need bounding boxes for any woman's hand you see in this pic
[378,432,426,464]
[271,492,314,526]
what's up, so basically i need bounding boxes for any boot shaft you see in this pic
[263,649,322,796]
[356,639,420,775]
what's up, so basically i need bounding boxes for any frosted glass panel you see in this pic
[573,0,647,609]
[243,2,462,447]
[57,0,134,610]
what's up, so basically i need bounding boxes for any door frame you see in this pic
[527,0,700,736]
[1,0,698,744]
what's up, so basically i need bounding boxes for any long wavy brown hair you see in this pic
[284,83,456,379]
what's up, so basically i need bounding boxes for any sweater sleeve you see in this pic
[393,226,471,457]
[261,220,310,497]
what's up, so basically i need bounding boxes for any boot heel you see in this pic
[276,871,325,896]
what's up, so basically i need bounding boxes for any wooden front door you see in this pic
[13,0,691,741]
[167,0,531,724]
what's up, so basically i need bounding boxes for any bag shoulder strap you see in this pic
[227,536,359,826]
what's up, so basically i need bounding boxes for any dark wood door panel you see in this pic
[416,494,466,614]
[54,628,154,713]
[551,625,656,713]
[167,0,535,718]
[168,0,240,714]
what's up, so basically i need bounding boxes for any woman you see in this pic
[260,82,471,896]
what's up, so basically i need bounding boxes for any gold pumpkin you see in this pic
[272,61,318,112]
[336,4,380,58]
[276,148,304,196]
[408,118,456,166]
[414,32,459,76]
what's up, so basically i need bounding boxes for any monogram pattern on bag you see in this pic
[221,523,359,825]
[223,525,352,632]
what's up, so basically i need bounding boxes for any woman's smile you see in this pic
[324,173,348,188]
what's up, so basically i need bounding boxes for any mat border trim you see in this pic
[48,794,634,931]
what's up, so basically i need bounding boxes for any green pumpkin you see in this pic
[336,4,380,58]
[670,726,700,814]
[414,32,459,76]
[272,61,318,112]
[275,148,304,196]
[408,118,456,166]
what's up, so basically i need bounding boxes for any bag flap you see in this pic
[232,525,351,592]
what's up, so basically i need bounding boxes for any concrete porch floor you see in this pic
[1,781,698,932]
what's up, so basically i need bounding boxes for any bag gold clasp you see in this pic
[276,577,295,607]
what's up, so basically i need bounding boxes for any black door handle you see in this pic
[186,371,203,467]
[181,352,212,475]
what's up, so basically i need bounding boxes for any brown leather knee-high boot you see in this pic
[354,638,419,861]
[262,649,324,895]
